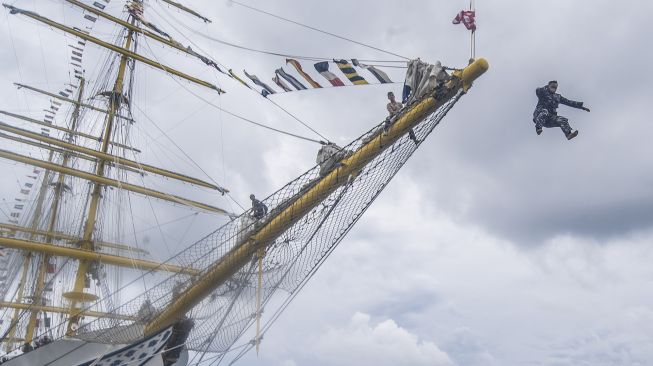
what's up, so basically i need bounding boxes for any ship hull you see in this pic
[3,326,187,366]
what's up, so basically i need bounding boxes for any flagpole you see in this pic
[470,0,476,61]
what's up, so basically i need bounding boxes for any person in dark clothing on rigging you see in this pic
[533,80,590,140]
[249,194,268,220]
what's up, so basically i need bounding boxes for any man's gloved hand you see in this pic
[581,106,590,112]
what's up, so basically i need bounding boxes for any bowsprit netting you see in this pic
[54,87,465,358]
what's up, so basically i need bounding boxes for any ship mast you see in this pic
[65,25,134,334]
[1,2,492,358]
[3,256,30,352]
[3,140,59,351]
[25,78,86,342]
[1,0,229,346]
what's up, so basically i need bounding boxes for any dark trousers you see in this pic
[534,109,572,135]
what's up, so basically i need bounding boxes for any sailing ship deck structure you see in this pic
[0,1,487,365]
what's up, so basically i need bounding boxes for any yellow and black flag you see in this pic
[334,59,368,85]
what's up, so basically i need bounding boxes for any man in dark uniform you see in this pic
[533,80,590,140]
[249,194,268,220]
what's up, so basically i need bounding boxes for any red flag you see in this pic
[453,10,476,31]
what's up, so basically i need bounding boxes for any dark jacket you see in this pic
[251,198,268,219]
[534,86,584,117]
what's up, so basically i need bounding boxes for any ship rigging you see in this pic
[0,1,486,365]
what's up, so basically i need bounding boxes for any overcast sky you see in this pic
[1,0,652,365]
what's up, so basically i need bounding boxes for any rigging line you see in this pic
[115,212,196,240]
[150,6,331,144]
[236,78,332,143]
[126,191,150,291]
[147,5,230,77]
[129,103,232,194]
[177,208,197,244]
[230,0,410,60]
[0,255,27,326]
[255,91,330,143]
[4,9,31,113]
[226,191,244,213]
[139,7,253,200]
[270,81,403,95]
[139,38,323,144]
[242,89,462,356]
[172,19,404,64]
[1,257,73,354]
[0,204,10,219]
[186,343,250,366]
[129,170,175,258]
[149,96,217,142]
[33,0,51,89]
[223,96,328,142]
[38,255,204,361]
[229,183,354,364]
[361,64,407,69]
[154,3,404,65]
[194,261,256,364]
[216,98,245,212]
[216,97,241,213]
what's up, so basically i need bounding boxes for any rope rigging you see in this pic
[0,1,489,363]
[215,91,466,366]
[36,78,470,363]
[148,5,331,144]
[138,36,325,145]
[170,18,406,66]
[229,0,410,61]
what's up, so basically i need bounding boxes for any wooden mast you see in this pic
[0,0,228,346]
[24,77,87,343]
[3,257,30,352]
[3,135,59,351]
[65,23,135,335]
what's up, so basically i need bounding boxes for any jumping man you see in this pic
[533,80,590,140]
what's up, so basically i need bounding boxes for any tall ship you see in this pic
[0,1,487,364]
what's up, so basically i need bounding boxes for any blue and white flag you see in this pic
[275,68,307,90]
[243,70,276,97]
[272,75,292,92]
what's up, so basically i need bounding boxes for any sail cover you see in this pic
[403,59,450,104]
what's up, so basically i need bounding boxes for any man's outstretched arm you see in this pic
[560,95,590,112]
